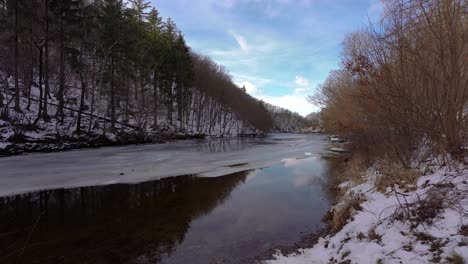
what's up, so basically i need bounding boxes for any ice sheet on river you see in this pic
[0,134,328,196]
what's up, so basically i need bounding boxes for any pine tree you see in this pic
[100,0,125,131]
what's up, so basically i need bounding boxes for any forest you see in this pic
[0,0,295,154]
[264,102,313,133]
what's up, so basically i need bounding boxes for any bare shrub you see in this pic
[6,111,32,143]
[342,154,369,184]
[313,0,468,165]
[375,162,421,192]
[392,177,467,224]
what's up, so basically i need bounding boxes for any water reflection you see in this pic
[0,156,343,264]
[155,157,344,264]
[191,137,273,153]
[0,173,247,264]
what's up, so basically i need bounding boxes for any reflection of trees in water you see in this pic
[318,157,346,203]
[0,172,248,264]
[193,137,269,153]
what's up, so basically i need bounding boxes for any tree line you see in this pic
[264,102,311,132]
[0,0,273,139]
[311,0,467,166]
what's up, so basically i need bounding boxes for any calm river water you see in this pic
[0,134,343,264]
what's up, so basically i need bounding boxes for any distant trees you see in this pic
[0,0,273,138]
[311,0,467,165]
[264,103,308,132]
[305,112,320,129]
[191,54,274,134]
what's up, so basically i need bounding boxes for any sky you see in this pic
[153,0,384,116]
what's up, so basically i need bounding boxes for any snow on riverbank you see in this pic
[265,164,468,264]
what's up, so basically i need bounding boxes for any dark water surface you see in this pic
[0,156,343,264]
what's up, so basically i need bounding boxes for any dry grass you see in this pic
[342,155,368,184]
[322,155,368,234]
[446,251,465,264]
[460,225,468,237]
[375,162,421,193]
[333,155,369,200]
[356,232,366,240]
[325,194,365,233]
[413,232,436,243]
[326,155,368,205]
[367,227,382,243]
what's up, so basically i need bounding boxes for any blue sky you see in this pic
[152,0,383,116]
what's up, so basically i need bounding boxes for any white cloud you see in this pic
[234,75,319,116]
[229,31,250,52]
[294,87,307,93]
[295,75,310,87]
[231,73,273,86]
[237,81,258,95]
[262,94,318,116]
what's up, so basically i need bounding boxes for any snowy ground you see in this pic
[0,133,329,197]
[265,164,468,264]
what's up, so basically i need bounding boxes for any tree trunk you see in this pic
[133,66,138,101]
[124,78,129,123]
[34,45,44,125]
[88,57,96,132]
[76,72,86,134]
[177,85,183,130]
[0,85,3,107]
[110,58,116,131]
[56,13,65,123]
[152,70,158,127]
[167,80,173,125]
[140,75,145,107]
[26,25,34,110]
[13,0,20,112]
[43,0,50,121]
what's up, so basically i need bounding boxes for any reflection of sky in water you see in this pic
[161,157,340,264]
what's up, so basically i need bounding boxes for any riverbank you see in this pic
[0,117,266,156]
[0,84,266,157]
[263,158,468,264]
[0,130,207,156]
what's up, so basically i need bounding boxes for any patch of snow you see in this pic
[329,147,347,153]
[0,142,11,149]
[25,130,48,139]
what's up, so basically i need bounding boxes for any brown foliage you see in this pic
[313,0,468,165]
[375,162,421,192]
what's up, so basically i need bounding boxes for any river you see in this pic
[0,134,344,263]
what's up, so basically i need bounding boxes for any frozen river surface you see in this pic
[0,133,329,196]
